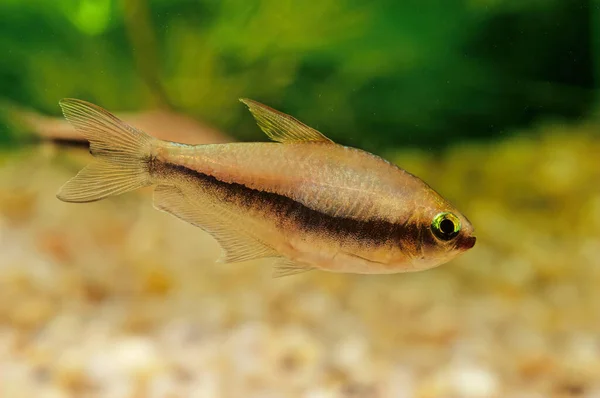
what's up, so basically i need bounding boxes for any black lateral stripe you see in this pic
[157,162,417,245]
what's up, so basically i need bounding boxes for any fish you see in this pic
[56,98,476,277]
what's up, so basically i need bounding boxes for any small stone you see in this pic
[381,365,414,398]
[0,190,36,224]
[225,322,271,379]
[304,387,337,398]
[269,326,322,386]
[53,351,89,394]
[187,371,222,398]
[36,230,71,263]
[142,266,173,297]
[450,365,500,398]
[148,373,180,398]
[37,387,70,398]
[87,336,164,386]
[332,335,371,381]
[9,295,56,330]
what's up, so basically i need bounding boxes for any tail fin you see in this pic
[56,99,156,203]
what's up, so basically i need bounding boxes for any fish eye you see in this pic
[431,212,461,241]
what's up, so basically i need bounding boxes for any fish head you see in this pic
[402,196,476,272]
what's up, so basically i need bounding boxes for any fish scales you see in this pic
[151,158,411,244]
[154,142,427,222]
[55,98,476,276]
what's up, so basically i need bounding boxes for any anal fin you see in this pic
[153,184,277,263]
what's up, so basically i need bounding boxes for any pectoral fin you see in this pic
[272,258,314,278]
[153,184,277,263]
[240,98,334,144]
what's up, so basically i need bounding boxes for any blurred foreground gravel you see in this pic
[1,119,600,398]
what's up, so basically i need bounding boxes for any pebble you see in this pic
[88,337,164,383]
[450,365,500,398]
[0,128,599,396]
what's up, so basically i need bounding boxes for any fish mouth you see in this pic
[458,236,476,250]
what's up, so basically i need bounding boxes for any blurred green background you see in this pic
[2,1,600,398]
[1,0,598,150]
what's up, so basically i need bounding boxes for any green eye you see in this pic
[431,212,461,241]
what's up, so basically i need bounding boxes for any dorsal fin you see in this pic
[240,98,334,144]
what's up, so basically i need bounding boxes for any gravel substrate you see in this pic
[1,121,599,397]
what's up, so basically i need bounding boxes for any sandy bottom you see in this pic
[1,122,600,398]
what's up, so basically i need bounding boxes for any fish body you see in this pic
[57,98,475,276]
